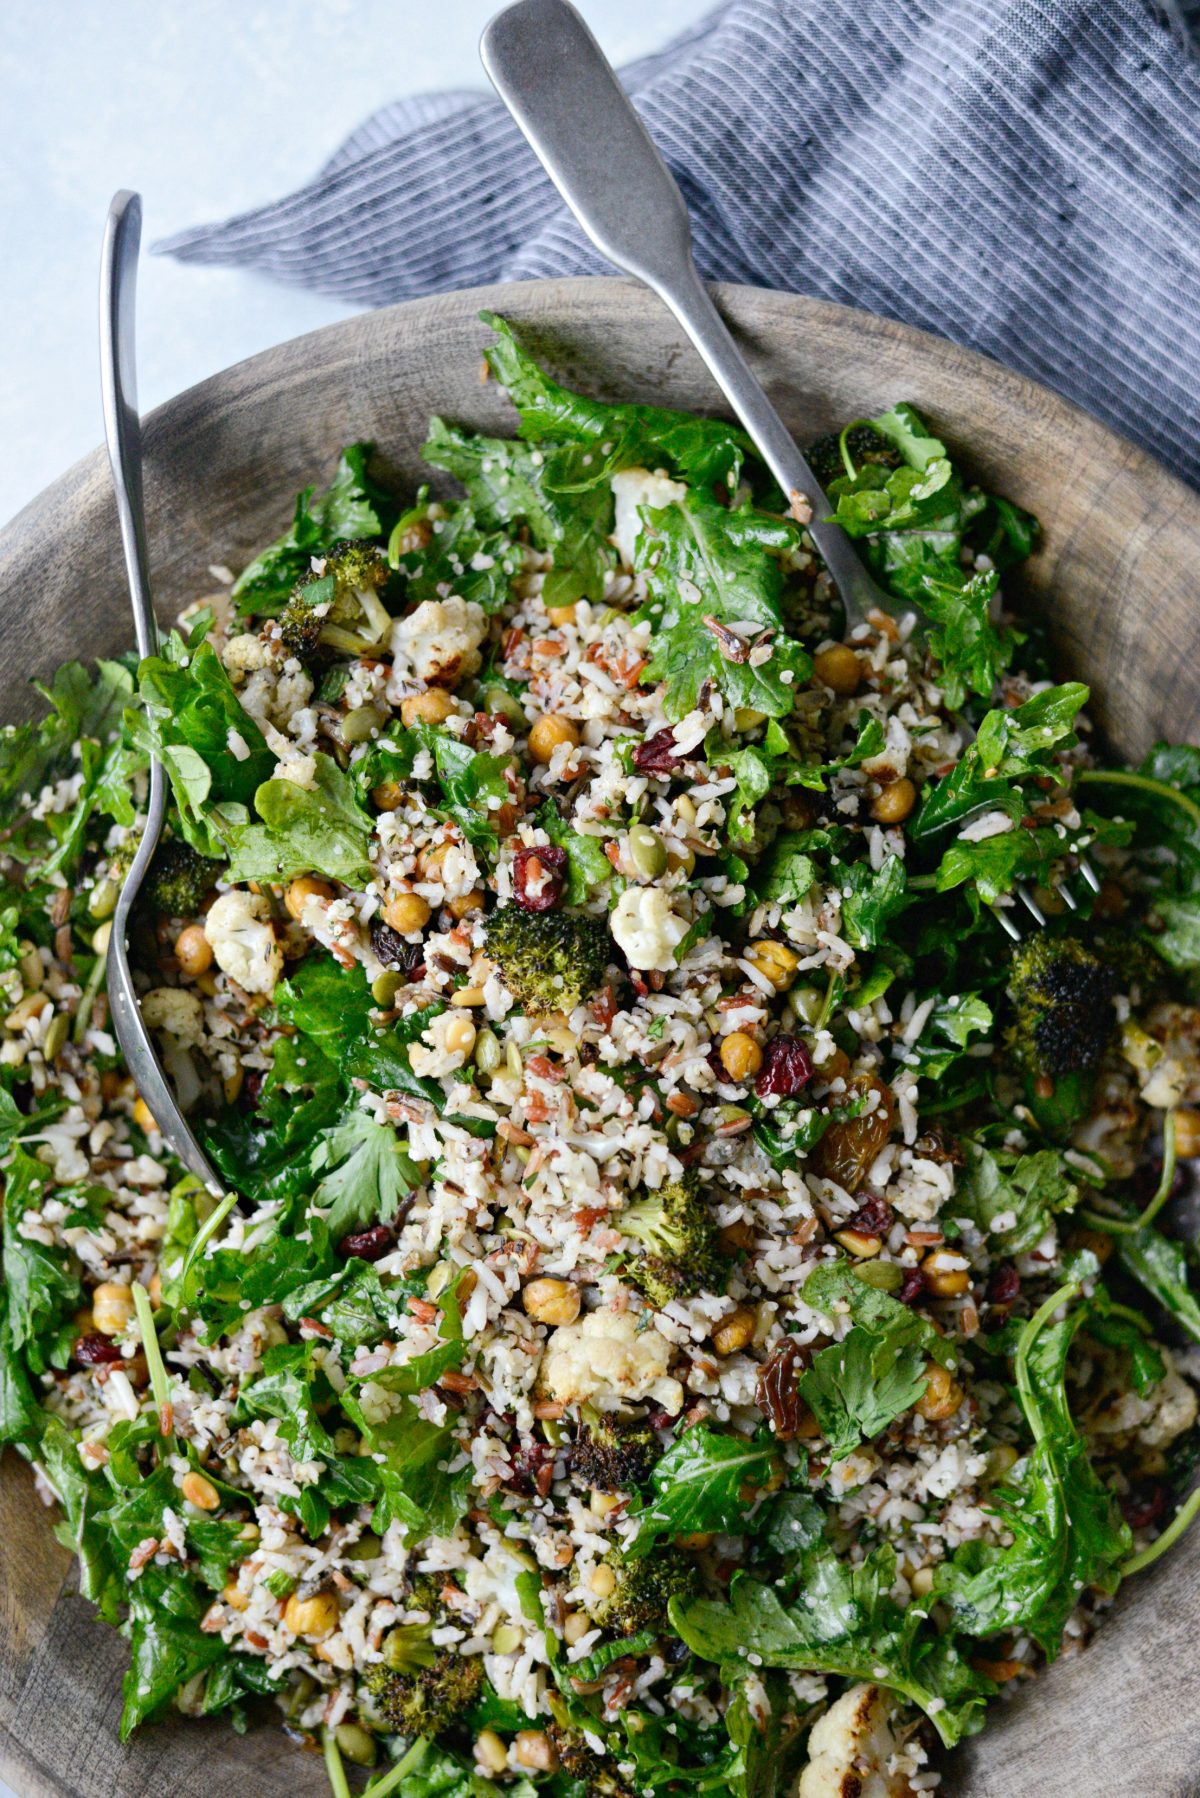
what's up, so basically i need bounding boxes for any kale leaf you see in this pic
[232,443,393,616]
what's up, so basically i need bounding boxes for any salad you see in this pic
[3,314,1200,1797]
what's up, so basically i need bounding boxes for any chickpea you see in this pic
[589,1562,617,1598]
[720,1031,763,1081]
[444,1016,478,1058]
[544,602,578,627]
[474,1731,509,1776]
[417,841,453,880]
[371,780,406,811]
[746,939,801,992]
[675,1532,716,1551]
[1175,1108,1200,1158]
[222,1580,250,1612]
[522,1278,581,1326]
[915,1359,965,1421]
[447,889,485,919]
[528,713,580,765]
[921,1248,971,1298]
[562,1610,591,1645]
[180,1471,221,1511]
[869,777,916,825]
[910,1565,935,1597]
[812,643,862,695]
[284,875,335,921]
[174,924,213,977]
[401,688,456,728]
[833,1228,883,1259]
[382,892,431,935]
[515,1732,559,1773]
[92,1282,134,1335]
[711,1306,757,1357]
[284,1589,339,1639]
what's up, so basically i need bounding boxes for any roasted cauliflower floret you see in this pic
[203,889,283,996]
[610,466,687,568]
[140,987,205,1048]
[391,596,485,687]
[797,1684,913,1798]
[540,1307,683,1413]
[1087,1350,1198,1452]
[610,885,689,972]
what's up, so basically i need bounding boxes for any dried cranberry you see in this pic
[632,728,681,775]
[988,1263,1021,1309]
[337,1224,393,1262]
[513,844,568,913]
[848,1193,894,1238]
[506,1439,556,1497]
[1121,1482,1168,1531]
[370,917,421,972]
[755,1035,814,1100]
[898,1267,926,1306]
[74,1333,124,1366]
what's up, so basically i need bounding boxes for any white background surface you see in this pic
[0,5,710,1792]
[0,0,711,530]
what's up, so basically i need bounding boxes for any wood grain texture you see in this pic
[0,278,1197,1797]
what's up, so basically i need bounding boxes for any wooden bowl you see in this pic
[1,280,1196,1798]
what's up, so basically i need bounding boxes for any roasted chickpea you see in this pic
[869,777,916,824]
[812,643,861,695]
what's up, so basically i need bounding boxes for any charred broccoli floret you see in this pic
[276,587,328,671]
[483,905,610,1013]
[586,1545,698,1637]
[284,539,394,664]
[618,1170,724,1308]
[570,1405,660,1492]
[1007,933,1117,1077]
[360,1579,482,1736]
[805,421,902,490]
[546,1721,637,1798]
[143,839,224,918]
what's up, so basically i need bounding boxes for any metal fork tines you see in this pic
[992,858,1103,941]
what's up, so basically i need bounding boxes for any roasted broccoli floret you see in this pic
[143,839,223,918]
[483,905,610,1013]
[805,422,902,490]
[1007,933,1117,1078]
[280,538,393,668]
[545,1721,637,1798]
[586,1546,698,1637]
[360,1579,482,1735]
[618,1170,724,1308]
[276,587,328,670]
[570,1405,660,1492]
[314,539,394,655]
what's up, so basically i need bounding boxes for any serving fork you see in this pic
[100,190,223,1192]
[480,0,1098,938]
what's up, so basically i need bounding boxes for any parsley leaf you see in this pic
[482,311,752,491]
[627,1423,779,1557]
[226,753,374,886]
[636,490,811,720]
[671,1541,992,1747]
[952,1143,1080,1253]
[798,1262,956,1458]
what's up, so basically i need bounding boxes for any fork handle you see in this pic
[480,0,878,620]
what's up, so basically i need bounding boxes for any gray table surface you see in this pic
[0,5,709,1793]
[0,0,709,532]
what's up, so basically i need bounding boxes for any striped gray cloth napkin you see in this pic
[158,0,1200,486]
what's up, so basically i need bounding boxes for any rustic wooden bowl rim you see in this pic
[1,277,1197,1798]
